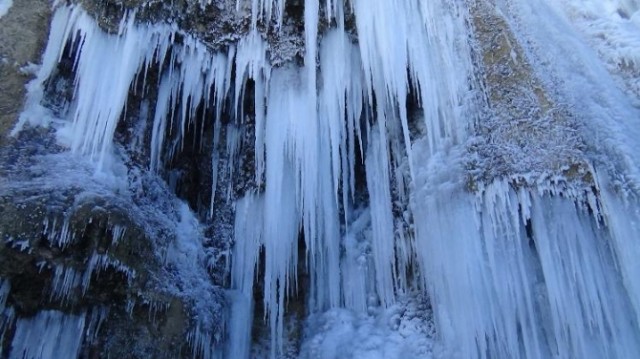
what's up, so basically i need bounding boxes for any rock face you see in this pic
[0,2,231,357]
[0,1,258,358]
[0,129,226,358]
[77,0,309,65]
[0,0,51,144]
[466,0,594,192]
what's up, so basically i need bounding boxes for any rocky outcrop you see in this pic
[0,1,244,357]
[0,127,225,357]
[0,0,51,144]
[466,0,595,194]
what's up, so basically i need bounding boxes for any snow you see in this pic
[544,0,640,102]
[0,0,11,18]
[300,294,435,359]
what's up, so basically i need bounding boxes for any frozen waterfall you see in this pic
[7,0,640,358]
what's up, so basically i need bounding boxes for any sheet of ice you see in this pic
[226,193,264,359]
[598,176,640,329]
[364,127,397,308]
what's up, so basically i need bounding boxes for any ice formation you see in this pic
[6,0,640,358]
[7,309,106,359]
[0,0,12,18]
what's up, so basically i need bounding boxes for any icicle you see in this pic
[254,74,267,186]
[209,119,222,216]
[187,324,221,359]
[413,177,640,359]
[0,307,15,347]
[340,208,373,313]
[42,217,76,249]
[318,27,365,223]
[226,193,264,359]
[212,31,271,189]
[241,0,287,29]
[150,72,176,172]
[58,8,160,169]
[531,193,640,358]
[81,252,136,295]
[50,265,82,304]
[84,307,109,344]
[364,126,397,308]
[0,280,10,311]
[234,30,269,122]
[225,124,243,201]
[9,310,87,359]
[600,184,640,328]
[12,5,77,135]
[261,66,304,358]
[111,225,127,246]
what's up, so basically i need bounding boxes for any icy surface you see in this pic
[300,294,435,359]
[545,0,640,102]
[496,0,640,186]
[8,309,106,359]
[0,0,11,18]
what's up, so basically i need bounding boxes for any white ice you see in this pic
[9,311,86,359]
[0,0,12,18]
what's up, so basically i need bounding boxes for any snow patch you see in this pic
[300,295,435,359]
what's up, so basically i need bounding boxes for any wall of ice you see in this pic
[6,0,640,358]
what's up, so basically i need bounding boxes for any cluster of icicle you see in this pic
[14,0,640,358]
[0,279,108,359]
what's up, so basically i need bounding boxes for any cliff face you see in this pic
[1,0,640,358]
